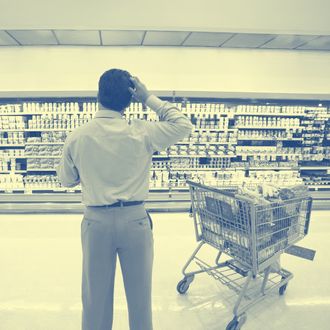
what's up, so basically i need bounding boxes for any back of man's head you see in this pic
[98,69,134,112]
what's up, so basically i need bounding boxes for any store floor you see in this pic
[0,211,329,330]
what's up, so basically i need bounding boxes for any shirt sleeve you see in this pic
[144,95,194,153]
[56,139,80,188]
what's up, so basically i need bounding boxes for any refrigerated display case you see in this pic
[0,91,329,212]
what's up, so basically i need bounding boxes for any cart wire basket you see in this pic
[177,180,313,330]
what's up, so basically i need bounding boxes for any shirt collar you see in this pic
[95,109,123,119]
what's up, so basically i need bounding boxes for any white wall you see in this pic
[0,46,330,97]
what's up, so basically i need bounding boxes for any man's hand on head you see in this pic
[129,77,151,104]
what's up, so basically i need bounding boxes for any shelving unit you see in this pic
[1,92,330,212]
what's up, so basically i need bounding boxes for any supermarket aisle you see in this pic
[0,211,329,330]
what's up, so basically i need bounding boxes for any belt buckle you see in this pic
[119,201,124,208]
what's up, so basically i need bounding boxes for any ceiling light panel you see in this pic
[143,31,190,46]
[7,30,57,45]
[297,36,330,50]
[101,30,145,45]
[222,33,274,48]
[0,31,19,45]
[54,30,100,45]
[183,32,233,47]
[261,35,317,49]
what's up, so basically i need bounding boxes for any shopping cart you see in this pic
[177,180,313,330]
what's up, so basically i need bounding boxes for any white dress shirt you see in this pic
[56,95,193,206]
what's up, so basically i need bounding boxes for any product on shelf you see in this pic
[0,116,26,130]
[0,132,25,145]
[22,102,80,113]
[0,174,24,190]
[0,103,22,114]
[0,149,25,158]
[28,113,93,129]
[149,170,169,188]
[236,104,306,115]
[24,175,62,190]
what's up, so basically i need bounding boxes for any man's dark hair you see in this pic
[98,69,134,112]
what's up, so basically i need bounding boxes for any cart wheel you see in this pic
[226,313,247,330]
[279,283,288,296]
[176,275,194,294]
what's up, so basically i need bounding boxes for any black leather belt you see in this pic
[101,201,144,208]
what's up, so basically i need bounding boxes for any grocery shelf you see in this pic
[1,129,25,131]
[170,168,234,171]
[0,156,26,159]
[176,141,237,145]
[194,128,237,132]
[238,137,302,141]
[0,112,83,116]
[236,126,301,130]
[25,128,72,131]
[25,156,60,158]
[300,166,330,170]
[1,92,330,212]
[235,112,305,117]
[168,154,235,158]
[26,168,57,171]
[0,170,27,174]
[26,142,65,145]
[236,166,298,170]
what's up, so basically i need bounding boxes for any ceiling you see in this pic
[0,30,330,50]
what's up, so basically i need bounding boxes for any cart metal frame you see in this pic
[177,180,313,330]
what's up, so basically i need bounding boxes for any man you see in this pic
[56,68,193,330]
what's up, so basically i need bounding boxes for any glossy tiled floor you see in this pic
[0,211,329,330]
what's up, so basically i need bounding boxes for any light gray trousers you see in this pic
[81,204,154,330]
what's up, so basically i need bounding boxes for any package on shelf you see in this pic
[248,169,303,186]
[0,115,26,130]
[196,169,245,187]
[151,160,169,169]
[28,113,93,129]
[149,170,169,188]
[23,102,80,113]
[27,159,41,169]
[41,131,67,142]
[0,159,9,171]
[0,149,25,158]
[82,102,98,113]
[236,104,305,115]
[24,175,62,190]
[238,129,288,139]
[0,173,24,190]
[236,116,300,128]
[0,103,22,114]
